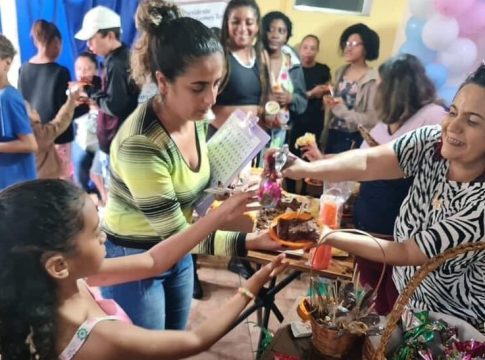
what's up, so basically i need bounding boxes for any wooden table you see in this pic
[219,187,355,351]
[247,250,353,280]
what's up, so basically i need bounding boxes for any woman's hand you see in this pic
[300,142,323,162]
[308,84,330,99]
[280,155,311,180]
[323,95,342,109]
[245,230,286,252]
[244,254,288,295]
[273,90,292,107]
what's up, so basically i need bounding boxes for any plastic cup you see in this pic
[310,244,332,270]
[319,194,343,229]
[276,110,289,125]
[265,100,280,122]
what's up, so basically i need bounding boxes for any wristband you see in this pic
[238,287,255,300]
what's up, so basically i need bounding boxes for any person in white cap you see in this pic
[75,6,139,156]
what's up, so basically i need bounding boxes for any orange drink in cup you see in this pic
[310,245,333,270]
[319,194,343,229]
[310,194,344,270]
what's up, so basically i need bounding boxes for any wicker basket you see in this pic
[309,229,386,358]
[310,316,361,358]
[363,241,485,360]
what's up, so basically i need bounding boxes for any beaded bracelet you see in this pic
[238,287,256,300]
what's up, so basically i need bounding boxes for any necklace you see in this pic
[431,180,445,211]
[431,196,443,210]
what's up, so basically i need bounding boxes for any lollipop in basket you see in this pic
[301,229,387,358]
[305,263,382,358]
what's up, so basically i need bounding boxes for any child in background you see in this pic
[18,20,73,179]
[0,179,287,359]
[0,34,37,190]
[71,52,102,196]
[27,88,82,179]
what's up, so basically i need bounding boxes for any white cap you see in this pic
[75,6,121,40]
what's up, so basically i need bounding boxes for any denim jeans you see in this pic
[101,239,194,330]
[72,141,96,192]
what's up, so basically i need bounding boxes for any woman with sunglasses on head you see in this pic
[322,23,380,154]
[283,64,485,332]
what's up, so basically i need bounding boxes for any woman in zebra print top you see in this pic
[282,64,485,331]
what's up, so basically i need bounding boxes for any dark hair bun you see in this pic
[137,0,180,34]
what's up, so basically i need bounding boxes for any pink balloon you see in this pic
[457,2,485,36]
[434,0,475,16]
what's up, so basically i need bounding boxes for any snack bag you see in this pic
[295,133,316,149]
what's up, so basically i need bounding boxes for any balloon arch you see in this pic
[400,0,485,105]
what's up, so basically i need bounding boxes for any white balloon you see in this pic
[472,34,485,69]
[409,0,435,18]
[438,38,478,76]
[422,14,459,51]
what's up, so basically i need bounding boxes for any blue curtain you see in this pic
[15,0,139,78]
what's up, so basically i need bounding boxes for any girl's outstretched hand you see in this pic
[245,254,288,294]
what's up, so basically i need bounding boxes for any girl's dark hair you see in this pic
[339,23,379,61]
[31,19,61,46]
[374,54,436,126]
[132,0,223,86]
[261,11,293,46]
[76,51,98,68]
[219,0,268,104]
[0,180,86,359]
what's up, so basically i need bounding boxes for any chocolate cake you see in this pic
[276,216,319,242]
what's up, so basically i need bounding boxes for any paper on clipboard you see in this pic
[195,109,270,215]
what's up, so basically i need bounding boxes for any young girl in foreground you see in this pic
[0,179,287,359]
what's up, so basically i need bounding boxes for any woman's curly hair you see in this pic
[0,180,85,359]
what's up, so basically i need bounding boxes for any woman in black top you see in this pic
[291,34,331,156]
[212,0,268,136]
[18,20,71,177]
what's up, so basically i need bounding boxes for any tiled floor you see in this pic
[185,255,309,360]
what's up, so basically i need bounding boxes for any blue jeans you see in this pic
[101,239,194,330]
[72,141,96,192]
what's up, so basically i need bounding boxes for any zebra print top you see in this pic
[392,125,485,331]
